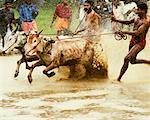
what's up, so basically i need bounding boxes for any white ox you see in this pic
[2,30,29,55]
[2,30,40,78]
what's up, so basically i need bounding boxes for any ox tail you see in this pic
[92,43,108,77]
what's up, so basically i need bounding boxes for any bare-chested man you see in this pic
[111,2,150,82]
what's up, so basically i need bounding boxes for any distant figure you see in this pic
[112,2,150,82]
[123,0,138,21]
[93,0,104,16]
[112,0,125,31]
[77,0,86,21]
[19,0,39,32]
[0,0,15,48]
[94,0,112,31]
[50,0,72,35]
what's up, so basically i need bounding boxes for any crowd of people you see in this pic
[0,0,150,82]
[0,0,149,42]
[0,0,39,49]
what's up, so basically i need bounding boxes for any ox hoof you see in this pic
[43,71,55,78]
[28,75,32,84]
[47,71,55,77]
[26,66,31,70]
[14,71,19,78]
[2,51,6,55]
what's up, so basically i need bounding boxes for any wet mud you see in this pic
[0,33,150,120]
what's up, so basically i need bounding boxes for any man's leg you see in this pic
[2,33,6,48]
[117,44,143,81]
[2,36,4,48]
[130,45,150,64]
[117,56,130,81]
[0,28,7,48]
[131,58,150,64]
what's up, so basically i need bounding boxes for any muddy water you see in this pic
[1,3,150,119]
[0,32,150,120]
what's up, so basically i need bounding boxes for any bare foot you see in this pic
[112,79,121,84]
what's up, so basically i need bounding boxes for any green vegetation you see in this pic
[0,1,79,35]
[36,7,54,34]
[36,4,79,35]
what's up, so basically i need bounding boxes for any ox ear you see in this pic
[50,39,55,43]
[36,30,43,37]
[12,25,18,34]
[47,39,55,44]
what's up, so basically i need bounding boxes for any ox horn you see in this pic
[38,30,43,35]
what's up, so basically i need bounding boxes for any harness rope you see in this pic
[54,32,127,41]
[25,39,42,56]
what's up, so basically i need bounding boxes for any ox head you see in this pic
[5,26,28,44]
[26,30,55,54]
[3,27,29,54]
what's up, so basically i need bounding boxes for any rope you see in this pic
[41,31,127,41]
[54,32,115,40]
[25,40,41,56]
[25,31,127,56]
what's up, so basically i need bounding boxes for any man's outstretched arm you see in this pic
[120,23,148,36]
[111,16,134,25]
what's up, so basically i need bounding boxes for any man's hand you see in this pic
[73,31,78,35]
[115,30,124,36]
[114,30,127,40]
[111,16,117,22]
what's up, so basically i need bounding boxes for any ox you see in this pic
[2,29,40,77]
[26,33,95,83]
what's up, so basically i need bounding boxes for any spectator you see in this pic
[77,0,86,21]
[75,0,102,37]
[93,1,104,16]
[19,0,39,32]
[0,0,16,48]
[123,0,137,20]
[123,0,138,30]
[50,0,72,35]
[112,0,125,31]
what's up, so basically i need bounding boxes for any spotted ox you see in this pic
[13,31,45,78]
[26,33,95,83]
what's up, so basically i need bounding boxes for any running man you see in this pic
[111,2,150,82]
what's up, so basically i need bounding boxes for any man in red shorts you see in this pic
[50,0,72,35]
[111,2,150,82]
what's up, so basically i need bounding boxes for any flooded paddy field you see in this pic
[1,2,150,118]
[0,33,150,120]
